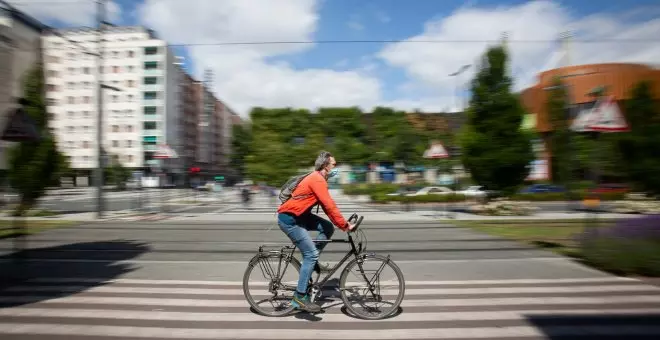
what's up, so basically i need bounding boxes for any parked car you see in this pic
[519,184,566,194]
[388,186,453,196]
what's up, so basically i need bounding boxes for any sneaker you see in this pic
[314,262,331,274]
[291,292,322,313]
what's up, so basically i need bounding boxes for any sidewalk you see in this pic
[0,210,642,223]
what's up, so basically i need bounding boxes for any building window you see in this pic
[84,67,91,74]
[126,140,133,147]
[144,47,158,55]
[127,94,134,102]
[47,98,57,106]
[143,122,157,130]
[67,126,74,133]
[144,106,157,115]
[112,95,118,103]
[83,141,90,148]
[126,125,134,132]
[67,111,74,118]
[84,126,90,132]
[68,67,75,75]
[84,111,91,117]
[47,70,58,77]
[144,77,158,85]
[128,155,134,162]
[113,66,120,73]
[84,96,91,104]
[143,92,158,100]
[85,82,92,89]
[112,125,119,132]
[112,140,119,147]
[144,61,159,70]
[67,97,75,104]
[128,66,135,72]
[47,84,57,92]
[128,50,135,57]
[127,80,135,87]
[112,51,119,58]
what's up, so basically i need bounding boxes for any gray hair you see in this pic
[314,151,333,171]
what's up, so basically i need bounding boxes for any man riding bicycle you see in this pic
[277,151,356,313]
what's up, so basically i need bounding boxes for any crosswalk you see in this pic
[1,277,660,339]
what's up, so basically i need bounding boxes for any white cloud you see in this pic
[379,0,660,96]
[376,11,391,23]
[138,0,382,117]
[7,0,121,26]
[347,14,364,31]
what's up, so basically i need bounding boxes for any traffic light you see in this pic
[190,167,200,173]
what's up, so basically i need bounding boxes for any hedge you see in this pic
[370,193,468,203]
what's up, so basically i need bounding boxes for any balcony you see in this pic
[143,144,158,152]
[142,84,162,92]
[143,114,159,121]
[143,54,162,62]
[143,69,162,76]
[142,99,162,106]
[143,129,159,136]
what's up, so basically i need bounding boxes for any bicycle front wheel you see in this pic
[339,253,405,320]
[243,253,301,317]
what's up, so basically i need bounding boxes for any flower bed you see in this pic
[466,199,539,216]
[577,215,660,276]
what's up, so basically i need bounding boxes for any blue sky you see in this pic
[10,0,660,116]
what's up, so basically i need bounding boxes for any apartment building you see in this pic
[42,26,180,179]
[0,1,46,170]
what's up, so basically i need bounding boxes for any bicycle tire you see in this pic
[339,253,405,320]
[242,252,301,317]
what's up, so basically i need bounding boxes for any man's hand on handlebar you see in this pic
[345,222,357,232]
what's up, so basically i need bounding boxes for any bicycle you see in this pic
[242,213,405,320]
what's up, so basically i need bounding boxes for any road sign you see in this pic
[587,96,629,132]
[571,96,629,133]
[423,141,449,159]
[153,144,178,159]
[1,107,40,142]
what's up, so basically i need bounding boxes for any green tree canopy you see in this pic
[8,63,68,215]
[459,45,533,193]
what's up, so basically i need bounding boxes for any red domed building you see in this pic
[519,63,660,181]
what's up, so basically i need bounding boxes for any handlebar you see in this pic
[347,213,364,233]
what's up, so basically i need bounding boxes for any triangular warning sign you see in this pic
[423,142,449,159]
[1,107,41,142]
[588,96,629,132]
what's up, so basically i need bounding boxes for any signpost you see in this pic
[570,93,629,225]
[153,144,179,212]
[423,141,452,218]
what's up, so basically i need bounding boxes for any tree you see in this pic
[546,77,572,186]
[8,64,68,216]
[616,81,660,195]
[229,123,252,179]
[105,154,131,190]
[459,45,533,193]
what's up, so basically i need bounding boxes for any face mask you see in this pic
[328,168,339,178]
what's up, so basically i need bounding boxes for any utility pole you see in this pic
[96,0,106,219]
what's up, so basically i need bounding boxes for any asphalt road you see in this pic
[1,212,659,339]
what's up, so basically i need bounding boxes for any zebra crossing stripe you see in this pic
[1,277,659,339]
[5,284,657,296]
[1,323,660,339]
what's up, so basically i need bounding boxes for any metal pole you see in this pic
[96,0,106,219]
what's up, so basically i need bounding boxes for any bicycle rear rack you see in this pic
[258,244,295,256]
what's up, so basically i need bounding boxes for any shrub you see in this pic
[578,215,660,276]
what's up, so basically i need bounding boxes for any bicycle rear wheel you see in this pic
[242,252,301,317]
[339,253,405,320]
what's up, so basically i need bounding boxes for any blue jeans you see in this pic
[277,212,334,295]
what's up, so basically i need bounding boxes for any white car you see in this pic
[456,186,488,197]
[388,186,454,196]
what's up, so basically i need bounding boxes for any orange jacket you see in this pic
[277,171,348,229]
